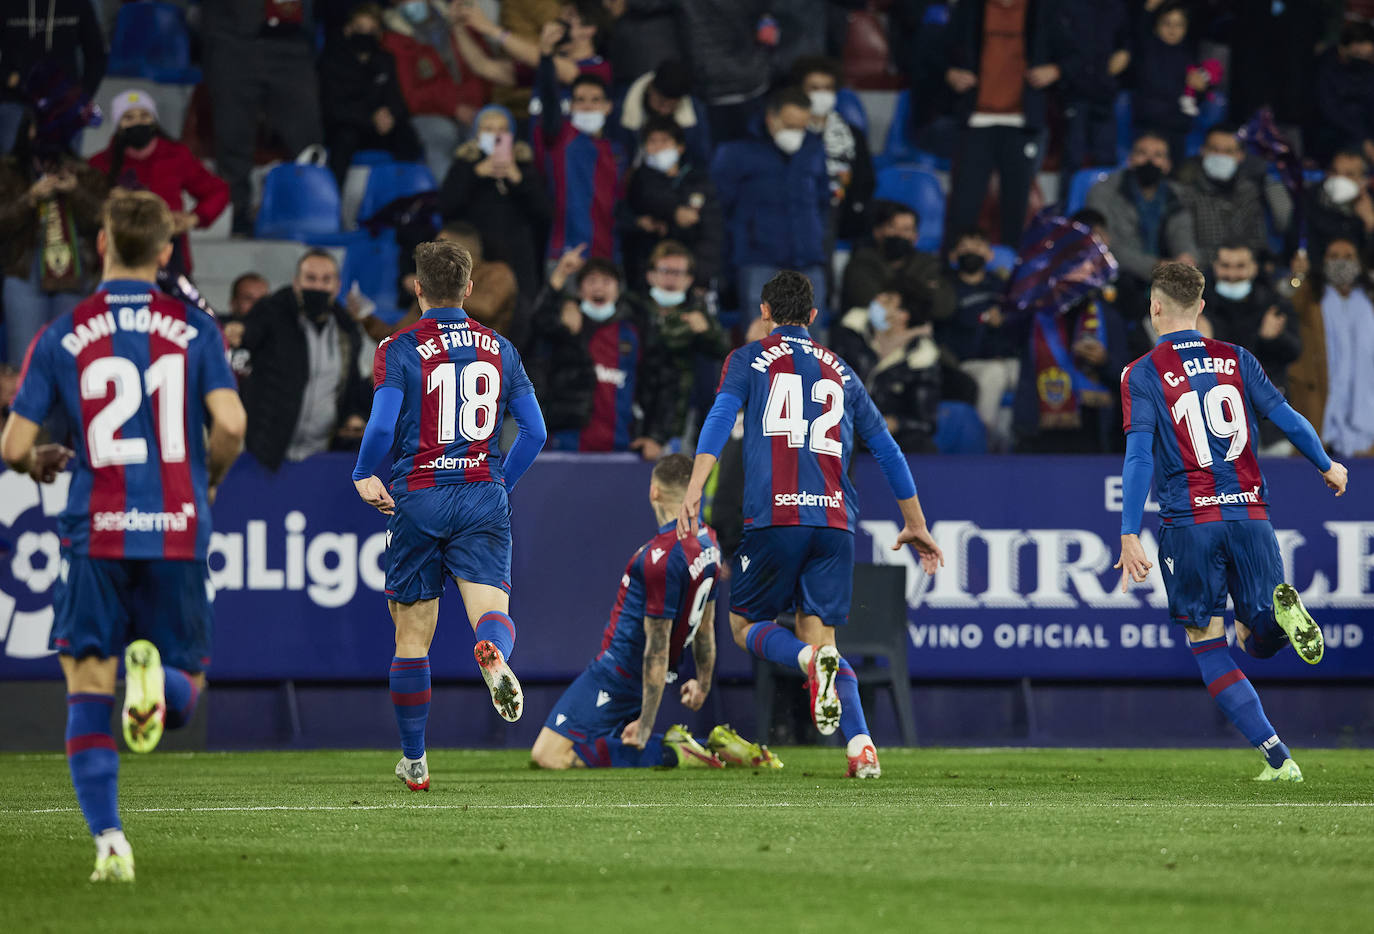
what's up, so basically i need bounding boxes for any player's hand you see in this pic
[1115,533,1152,592]
[677,490,701,539]
[629,437,662,461]
[354,475,395,515]
[28,443,73,484]
[896,523,944,576]
[1322,460,1348,497]
[679,679,707,711]
[621,719,647,749]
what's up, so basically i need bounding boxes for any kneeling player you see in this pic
[530,454,779,770]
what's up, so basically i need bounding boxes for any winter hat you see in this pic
[110,89,159,127]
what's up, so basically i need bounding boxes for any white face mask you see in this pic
[570,110,606,136]
[644,147,679,173]
[868,299,889,332]
[580,298,617,321]
[1214,279,1252,301]
[650,286,686,307]
[1202,153,1238,182]
[1324,174,1361,205]
[478,132,497,156]
[808,90,836,117]
[773,128,805,155]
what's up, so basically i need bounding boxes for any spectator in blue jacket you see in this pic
[711,86,830,321]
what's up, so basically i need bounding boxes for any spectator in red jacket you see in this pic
[381,1,491,182]
[89,89,229,276]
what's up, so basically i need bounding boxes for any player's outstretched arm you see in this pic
[681,601,715,711]
[1265,401,1347,496]
[852,388,944,573]
[204,388,246,501]
[503,392,547,492]
[0,414,72,484]
[624,617,673,749]
[893,493,945,576]
[351,387,402,515]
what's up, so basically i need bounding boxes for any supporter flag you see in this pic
[1238,108,1305,250]
[1002,211,1118,324]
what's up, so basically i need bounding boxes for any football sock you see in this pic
[1240,610,1288,659]
[744,622,810,672]
[835,658,871,742]
[475,610,516,660]
[1191,637,1290,767]
[66,693,121,835]
[572,736,666,768]
[389,656,431,760]
[162,668,200,730]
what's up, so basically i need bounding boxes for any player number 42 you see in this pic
[762,372,843,457]
[1171,384,1247,467]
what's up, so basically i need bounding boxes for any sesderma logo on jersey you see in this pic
[419,452,487,471]
[774,490,843,509]
[92,503,195,532]
[1193,487,1261,508]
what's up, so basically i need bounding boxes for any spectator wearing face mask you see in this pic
[536,59,623,262]
[791,56,874,243]
[439,104,548,302]
[1085,130,1198,317]
[1197,242,1301,452]
[620,116,721,291]
[1175,124,1292,270]
[529,247,678,455]
[89,90,229,278]
[380,0,492,183]
[613,59,712,169]
[1306,21,1374,166]
[712,87,831,321]
[1293,150,1374,269]
[841,200,956,322]
[225,250,372,470]
[627,241,729,443]
[829,281,942,453]
[319,4,423,188]
[1287,237,1374,458]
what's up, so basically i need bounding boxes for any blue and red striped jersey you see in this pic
[577,318,640,452]
[1121,330,1287,526]
[10,279,236,560]
[716,325,888,533]
[373,307,534,492]
[542,123,623,260]
[593,522,720,684]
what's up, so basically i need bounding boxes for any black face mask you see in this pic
[299,289,333,322]
[346,32,379,56]
[1133,162,1164,188]
[119,124,157,150]
[956,253,986,275]
[880,236,915,262]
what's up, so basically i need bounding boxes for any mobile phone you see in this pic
[492,132,513,163]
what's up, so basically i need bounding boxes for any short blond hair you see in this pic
[104,189,172,268]
[1150,261,1205,312]
[414,240,473,306]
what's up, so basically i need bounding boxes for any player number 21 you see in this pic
[1170,384,1248,467]
[762,373,844,457]
[426,360,500,444]
[82,355,186,467]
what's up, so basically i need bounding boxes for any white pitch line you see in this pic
[9,801,1374,816]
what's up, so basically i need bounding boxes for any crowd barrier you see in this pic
[1,454,1370,683]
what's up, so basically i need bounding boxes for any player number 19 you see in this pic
[1170,384,1247,467]
[426,360,501,444]
[762,373,844,457]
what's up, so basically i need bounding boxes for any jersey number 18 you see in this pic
[426,361,500,444]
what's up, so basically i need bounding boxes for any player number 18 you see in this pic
[762,373,844,457]
[426,360,501,444]
[1170,383,1248,467]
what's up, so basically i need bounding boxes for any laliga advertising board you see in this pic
[0,455,1370,681]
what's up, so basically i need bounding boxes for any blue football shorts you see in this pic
[50,554,214,673]
[1158,518,1283,627]
[542,664,641,743]
[729,525,854,628]
[386,481,512,603]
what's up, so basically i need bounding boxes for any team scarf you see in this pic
[1031,300,1109,430]
[37,195,82,292]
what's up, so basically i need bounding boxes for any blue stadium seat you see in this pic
[880,90,917,167]
[357,162,437,224]
[934,401,988,455]
[255,162,344,241]
[987,244,1017,275]
[1114,91,1133,163]
[339,232,404,320]
[107,2,201,84]
[836,88,867,136]
[1066,167,1114,214]
[874,166,944,252]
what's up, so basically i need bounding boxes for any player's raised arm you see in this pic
[852,382,944,574]
[622,616,673,749]
[1235,348,1348,496]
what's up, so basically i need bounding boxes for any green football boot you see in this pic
[663,725,723,768]
[707,724,783,769]
[90,851,136,883]
[1273,584,1323,665]
[122,640,166,753]
[1254,758,1304,782]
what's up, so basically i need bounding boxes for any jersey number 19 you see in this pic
[1171,384,1247,467]
[426,361,500,444]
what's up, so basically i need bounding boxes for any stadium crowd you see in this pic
[3,0,1374,463]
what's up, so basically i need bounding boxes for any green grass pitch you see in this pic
[3,747,1372,933]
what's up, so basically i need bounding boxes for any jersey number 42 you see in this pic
[762,372,843,457]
